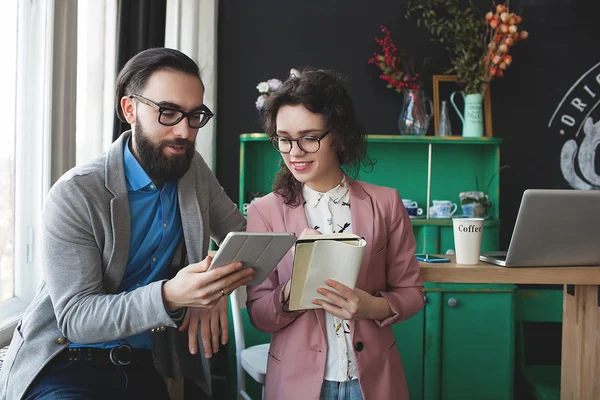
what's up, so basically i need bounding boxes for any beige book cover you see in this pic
[289,233,367,311]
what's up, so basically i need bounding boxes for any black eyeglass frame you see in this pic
[270,130,331,154]
[129,94,214,129]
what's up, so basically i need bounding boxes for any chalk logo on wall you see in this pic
[548,62,600,189]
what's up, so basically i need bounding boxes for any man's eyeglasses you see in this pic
[271,131,331,154]
[130,94,214,129]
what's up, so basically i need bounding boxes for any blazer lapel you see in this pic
[103,132,131,293]
[349,181,374,287]
[105,195,130,293]
[178,164,203,264]
[348,180,374,336]
[282,200,309,238]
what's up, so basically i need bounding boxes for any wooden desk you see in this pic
[421,257,600,399]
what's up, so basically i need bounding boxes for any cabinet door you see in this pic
[393,308,425,400]
[440,291,515,400]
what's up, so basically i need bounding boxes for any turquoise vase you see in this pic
[450,91,484,137]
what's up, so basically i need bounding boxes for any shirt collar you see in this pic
[302,177,349,208]
[124,138,154,191]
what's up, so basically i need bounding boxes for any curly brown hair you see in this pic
[262,68,374,207]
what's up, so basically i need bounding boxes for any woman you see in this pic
[246,68,424,400]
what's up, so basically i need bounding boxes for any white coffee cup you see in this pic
[402,199,418,208]
[452,218,484,264]
[432,200,457,218]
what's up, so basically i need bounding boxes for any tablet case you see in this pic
[210,232,296,285]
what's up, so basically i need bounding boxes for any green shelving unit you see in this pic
[239,133,502,255]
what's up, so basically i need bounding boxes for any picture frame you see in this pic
[432,75,493,137]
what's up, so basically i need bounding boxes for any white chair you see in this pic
[231,287,269,400]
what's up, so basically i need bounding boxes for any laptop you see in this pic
[479,189,600,267]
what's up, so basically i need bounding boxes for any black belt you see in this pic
[53,345,153,367]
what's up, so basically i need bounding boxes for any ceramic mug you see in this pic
[431,200,457,218]
[406,206,423,216]
[461,203,476,217]
[402,199,418,208]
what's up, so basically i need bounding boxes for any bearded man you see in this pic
[0,48,252,400]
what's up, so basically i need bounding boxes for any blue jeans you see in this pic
[320,379,363,400]
[23,358,171,400]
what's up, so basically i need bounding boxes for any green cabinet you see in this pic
[425,284,516,400]
[393,284,516,400]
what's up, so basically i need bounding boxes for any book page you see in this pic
[288,242,314,310]
[291,239,366,310]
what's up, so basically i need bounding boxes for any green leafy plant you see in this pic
[406,0,486,94]
[460,164,510,209]
[477,165,510,194]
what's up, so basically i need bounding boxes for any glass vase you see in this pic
[398,88,433,135]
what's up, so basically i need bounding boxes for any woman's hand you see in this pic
[312,280,391,320]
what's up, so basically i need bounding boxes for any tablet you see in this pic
[209,232,297,286]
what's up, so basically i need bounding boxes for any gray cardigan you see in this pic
[0,132,246,399]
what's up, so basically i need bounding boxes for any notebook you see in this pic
[288,233,366,310]
[480,189,600,267]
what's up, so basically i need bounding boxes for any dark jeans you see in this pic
[23,358,171,400]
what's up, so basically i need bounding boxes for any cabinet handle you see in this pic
[447,297,458,308]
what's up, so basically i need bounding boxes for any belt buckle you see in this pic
[109,345,132,366]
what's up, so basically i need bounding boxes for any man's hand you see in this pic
[162,255,253,311]
[179,297,229,358]
[312,280,391,321]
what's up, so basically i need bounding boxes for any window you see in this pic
[0,1,17,306]
[0,1,115,346]
[0,0,55,345]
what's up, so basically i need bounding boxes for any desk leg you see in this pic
[561,285,600,399]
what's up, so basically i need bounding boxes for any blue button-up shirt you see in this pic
[71,138,182,350]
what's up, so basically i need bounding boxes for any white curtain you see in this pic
[165,0,219,170]
[75,0,118,167]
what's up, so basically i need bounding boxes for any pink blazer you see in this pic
[246,180,424,400]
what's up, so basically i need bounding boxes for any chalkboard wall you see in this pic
[216,0,598,248]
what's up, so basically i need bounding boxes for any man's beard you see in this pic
[133,120,195,183]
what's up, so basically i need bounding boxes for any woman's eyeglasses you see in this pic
[270,131,330,154]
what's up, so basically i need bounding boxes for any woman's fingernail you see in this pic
[204,353,211,358]
[190,347,196,354]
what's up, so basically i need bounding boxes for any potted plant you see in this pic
[406,0,528,136]
[459,165,510,217]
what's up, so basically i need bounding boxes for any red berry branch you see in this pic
[368,25,421,92]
